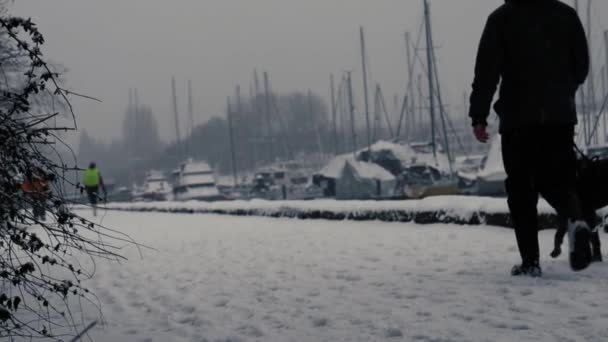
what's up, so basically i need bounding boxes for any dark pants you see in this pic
[502,125,583,265]
[86,186,99,205]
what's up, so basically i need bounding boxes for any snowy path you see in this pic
[79,211,608,342]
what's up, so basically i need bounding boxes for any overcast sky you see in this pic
[11,0,607,143]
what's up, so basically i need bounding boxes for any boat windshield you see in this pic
[403,166,441,185]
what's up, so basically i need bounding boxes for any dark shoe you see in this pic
[568,220,592,271]
[511,262,542,277]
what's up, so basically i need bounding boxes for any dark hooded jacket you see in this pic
[469,0,589,133]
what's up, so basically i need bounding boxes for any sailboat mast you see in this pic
[226,97,238,186]
[171,77,182,153]
[236,84,242,114]
[417,73,424,140]
[347,71,357,156]
[263,71,275,162]
[423,0,437,158]
[253,69,261,98]
[405,31,415,140]
[309,90,324,156]
[188,80,194,137]
[587,1,596,115]
[377,85,395,139]
[330,74,338,155]
[604,30,608,143]
[373,84,381,141]
[395,94,408,139]
[360,27,372,155]
[605,30,608,90]
[426,0,455,175]
[133,88,140,161]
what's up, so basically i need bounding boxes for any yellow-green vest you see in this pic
[83,168,100,187]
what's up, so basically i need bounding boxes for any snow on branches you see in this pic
[0,15,133,340]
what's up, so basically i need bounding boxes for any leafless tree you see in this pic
[1,9,134,341]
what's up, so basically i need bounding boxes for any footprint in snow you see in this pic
[237,324,264,338]
[214,337,244,342]
[520,289,534,296]
[336,273,362,282]
[389,291,404,299]
[125,329,138,335]
[307,289,320,297]
[453,313,474,322]
[214,298,229,307]
[312,317,329,327]
[365,256,381,263]
[384,327,403,338]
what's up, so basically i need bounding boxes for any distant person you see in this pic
[21,168,52,221]
[83,162,107,217]
[469,0,593,276]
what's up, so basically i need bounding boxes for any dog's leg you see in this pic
[551,216,568,258]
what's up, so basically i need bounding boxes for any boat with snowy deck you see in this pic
[141,170,172,201]
[173,159,224,202]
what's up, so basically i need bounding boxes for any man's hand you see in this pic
[473,123,490,143]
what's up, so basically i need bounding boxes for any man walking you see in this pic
[469,0,592,276]
[83,162,106,217]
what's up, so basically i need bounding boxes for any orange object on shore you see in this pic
[21,178,51,199]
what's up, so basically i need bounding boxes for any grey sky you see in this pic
[11,0,608,143]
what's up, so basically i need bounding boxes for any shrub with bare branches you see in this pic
[0,13,131,341]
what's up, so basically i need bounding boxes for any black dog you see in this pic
[550,151,608,261]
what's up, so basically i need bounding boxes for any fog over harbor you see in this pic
[20,0,608,143]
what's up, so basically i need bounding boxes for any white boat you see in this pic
[173,159,224,201]
[250,161,323,200]
[142,170,172,201]
[401,142,459,199]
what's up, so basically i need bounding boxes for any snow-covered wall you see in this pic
[85,196,561,230]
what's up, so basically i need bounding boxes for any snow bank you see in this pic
[90,196,559,229]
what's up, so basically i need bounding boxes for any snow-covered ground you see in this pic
[77,210,607,342]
